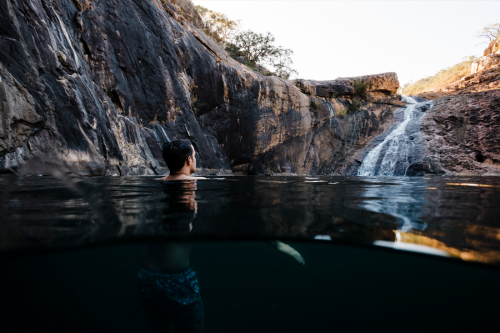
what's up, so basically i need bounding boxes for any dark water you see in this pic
[1,175,500,332]
[2,175,500,262]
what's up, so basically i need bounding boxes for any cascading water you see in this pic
[325,100,335,124]
[357,96,433,176]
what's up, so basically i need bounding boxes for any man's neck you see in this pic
[164,166,193,180]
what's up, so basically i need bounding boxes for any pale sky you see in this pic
[193,1,500,85]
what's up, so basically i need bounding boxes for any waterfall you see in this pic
[357,96,433,176]
[324,99,335,125]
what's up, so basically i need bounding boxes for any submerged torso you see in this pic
[141,243,193,273]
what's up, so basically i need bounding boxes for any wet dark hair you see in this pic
[162,139,194,172]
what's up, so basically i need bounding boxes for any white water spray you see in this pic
[357,96,432,176]
[325,100,335,125]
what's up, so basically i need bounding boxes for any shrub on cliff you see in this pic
[227,30,298,79]
[350,97,362,111]
[401,56,479,95]
[194,5,240,44]
[230,30,280,65]
[272,47,298,80]
[337,108,348,116]
[354,79,369,99]
[193,6,298,79]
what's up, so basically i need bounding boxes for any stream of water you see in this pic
[358,96,433,176]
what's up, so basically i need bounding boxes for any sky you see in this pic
[193,1,500,85]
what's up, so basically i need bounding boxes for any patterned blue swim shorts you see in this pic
[137,267,204,331]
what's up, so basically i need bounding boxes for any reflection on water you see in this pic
[137,181,204,332]
[2,176,500,266]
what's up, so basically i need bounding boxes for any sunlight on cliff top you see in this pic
[194,1,500,85]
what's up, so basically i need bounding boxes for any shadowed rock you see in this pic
[0,0,402,176]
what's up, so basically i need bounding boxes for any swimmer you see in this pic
[139,139,205,333]
[160,140,205,181]
[138,139,304,333]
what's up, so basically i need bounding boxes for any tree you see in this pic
[194,7,298,79]
[195,5,240,44]
[231,30,279,65]
[477,22,500,43]
[271,47,298,80]
[226,30,298,79]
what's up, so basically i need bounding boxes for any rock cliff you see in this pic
[0,0,403,176]
[416,40,500,175]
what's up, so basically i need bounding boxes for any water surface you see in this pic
[2,175,500,265]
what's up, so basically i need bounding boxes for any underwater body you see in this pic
[2,175,500,332]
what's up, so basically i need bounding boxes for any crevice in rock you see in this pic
[476,151,486,163]
[100,135,108,161]
[107,89,123,112]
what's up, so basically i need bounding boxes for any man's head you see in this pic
[162,139,196,174]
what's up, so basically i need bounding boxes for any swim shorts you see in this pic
[137,267,204,331]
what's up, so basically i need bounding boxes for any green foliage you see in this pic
[195,5,240,44]
[272,46,298,80]
[228,30,298,79]
[401,56,479,95]
[231,30,278,64]
[350,97,362,111]
[329,92,336,99]
[337,108,348,116]
[354,79,369,99]
[311,100,319,110]
[225,43,243,59]
[194,7,298,79]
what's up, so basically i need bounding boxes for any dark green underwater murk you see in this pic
[1,242,500,333]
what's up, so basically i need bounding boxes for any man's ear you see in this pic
[187,156,193,166]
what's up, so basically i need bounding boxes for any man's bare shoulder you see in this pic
[158,175,207,181]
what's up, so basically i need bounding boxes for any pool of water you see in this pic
[2,175,500,263]
[2,175,500,332]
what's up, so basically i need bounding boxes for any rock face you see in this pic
[292,72,399,98]
[484,37,500,57]
[416,43,500,176]
[420,90,500,175]
[0,0,402,176]
[470,38,500,74]
[244,73,404,175]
